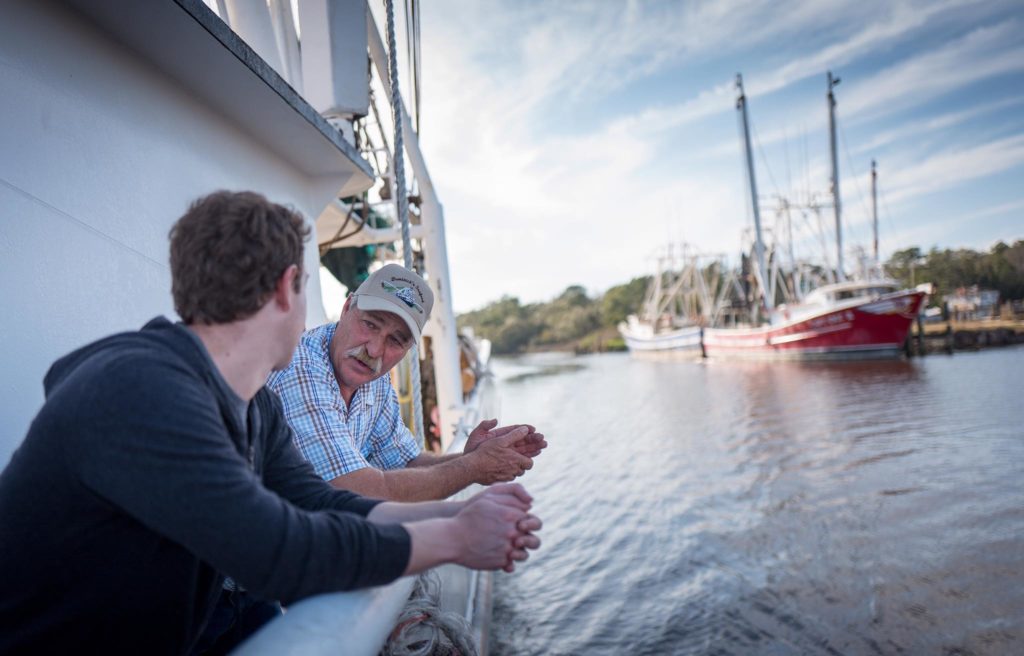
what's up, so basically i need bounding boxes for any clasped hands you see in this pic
[463,419,548,484]
[455,483,541,573]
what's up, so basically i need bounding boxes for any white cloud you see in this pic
[840,20,1024,122]
[851,96,1024,155]
[409,0,1024,311]
[880,197,1024,253]
[883,133,1024,204]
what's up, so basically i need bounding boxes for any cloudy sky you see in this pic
[405,0,1024,312]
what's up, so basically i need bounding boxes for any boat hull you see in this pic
[704,291,926,361]
[620,325,703,357]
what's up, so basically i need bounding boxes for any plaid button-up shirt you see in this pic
[267,322,420,480]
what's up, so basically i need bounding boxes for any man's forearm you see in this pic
[367,498,463,524]
[330,456,479,502]
[401,518,462,575]
[406,451,462,467]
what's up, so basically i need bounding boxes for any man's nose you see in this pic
[365,334,385,358]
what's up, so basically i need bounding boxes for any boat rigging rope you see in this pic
[385,0,426,447]
[381,570,476,656]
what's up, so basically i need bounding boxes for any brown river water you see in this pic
[488,346,1024,655]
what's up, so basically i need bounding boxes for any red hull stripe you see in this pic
[704,291,925,358]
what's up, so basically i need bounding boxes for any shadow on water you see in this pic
[502,363,586,384]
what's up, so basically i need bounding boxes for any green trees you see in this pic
[459,279,650,355]
[457,296,542,354]
[885,241,1024,302]
[600,277,650,328]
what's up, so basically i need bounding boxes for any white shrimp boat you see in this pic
[1,0,492,653]
[618,245,708,358]
[619,317,703,355]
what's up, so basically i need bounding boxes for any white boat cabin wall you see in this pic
[1,0,469,468]
[2,1,488,654]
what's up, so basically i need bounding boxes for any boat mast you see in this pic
[647,252,663,321]
[736,73,772,312]
[827,71,845,281]
[871,159,879,265]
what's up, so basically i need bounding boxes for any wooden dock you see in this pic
[907,319,1024,356]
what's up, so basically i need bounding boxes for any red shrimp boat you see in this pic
[709,73,929,360]
[703,280,927,360]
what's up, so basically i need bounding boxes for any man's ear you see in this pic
[274,264,301,310]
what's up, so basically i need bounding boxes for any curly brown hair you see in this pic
[169,190,310,324]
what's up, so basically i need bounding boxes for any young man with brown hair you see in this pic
[0,191,541,655]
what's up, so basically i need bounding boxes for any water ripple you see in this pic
[490,348,1024,655]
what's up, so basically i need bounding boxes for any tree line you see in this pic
[457,277,649,355]
[885,240,1024,303]
[459,240,1024,355]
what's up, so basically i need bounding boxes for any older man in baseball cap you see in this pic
[268,264,546,501]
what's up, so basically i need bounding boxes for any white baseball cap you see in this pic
[352,264,434,341]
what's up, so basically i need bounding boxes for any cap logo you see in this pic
[381,280,424,314]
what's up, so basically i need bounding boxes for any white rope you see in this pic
[379,571,477,656]
[385,0,426,447]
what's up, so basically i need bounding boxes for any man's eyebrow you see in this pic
[366,311,412,343]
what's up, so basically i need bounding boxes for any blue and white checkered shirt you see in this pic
[266,322,421,480]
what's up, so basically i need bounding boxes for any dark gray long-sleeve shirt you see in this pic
[0,317,411,654]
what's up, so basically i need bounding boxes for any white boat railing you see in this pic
[234,424,488,656]
[231,577,416,656]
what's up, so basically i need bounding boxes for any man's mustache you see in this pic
[344,346,382,375]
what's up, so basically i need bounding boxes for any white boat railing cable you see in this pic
[384,0,426,447]
[367,6,466,451]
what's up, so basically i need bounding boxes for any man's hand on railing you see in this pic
[453,483,541,572]
[400,483,542,575]
[506,512,542,573]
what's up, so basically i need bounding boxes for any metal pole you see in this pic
[736,73,772,312]
[828,71,844,281]
[871,159,879,265]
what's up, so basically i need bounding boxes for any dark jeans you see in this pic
[192,588,282,656]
